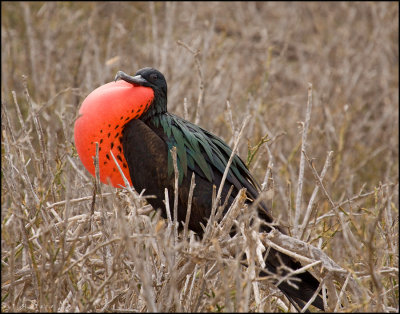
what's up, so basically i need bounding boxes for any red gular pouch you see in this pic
[74,80,154,188]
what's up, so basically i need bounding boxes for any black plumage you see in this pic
[116,67,324,311]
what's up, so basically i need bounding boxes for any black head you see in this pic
[115,67,167,98]
[114,67,168,120]
[135,67,167,97]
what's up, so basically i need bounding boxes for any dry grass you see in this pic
[1,2,398,312]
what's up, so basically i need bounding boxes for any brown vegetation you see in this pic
[1,2,398,312]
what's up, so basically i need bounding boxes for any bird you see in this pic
[74,67,324,311]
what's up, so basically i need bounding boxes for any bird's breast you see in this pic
[74,80,154,187]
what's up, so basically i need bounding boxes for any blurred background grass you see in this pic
[1,2,398,312]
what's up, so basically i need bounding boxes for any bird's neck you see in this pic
[139,89,167,122]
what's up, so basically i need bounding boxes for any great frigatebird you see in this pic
[74,67,324,311]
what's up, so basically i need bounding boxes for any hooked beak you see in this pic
[114,71,148,86]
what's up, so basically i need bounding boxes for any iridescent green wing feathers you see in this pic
[153,113,261,197]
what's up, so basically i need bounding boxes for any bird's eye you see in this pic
[150,73,158,81]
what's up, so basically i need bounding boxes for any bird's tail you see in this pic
[255,202,324,311]
[261,247,324,311]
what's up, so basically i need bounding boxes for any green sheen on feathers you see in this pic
[151,113,258,189]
